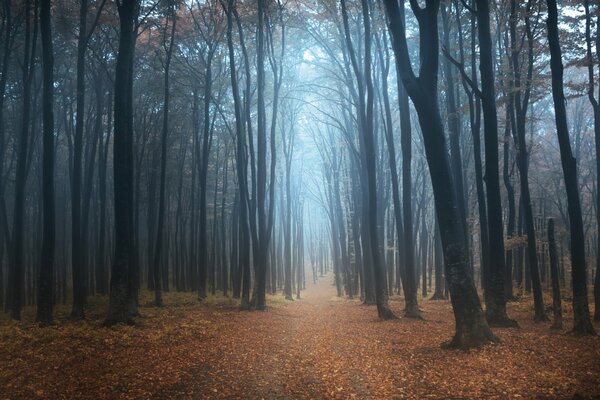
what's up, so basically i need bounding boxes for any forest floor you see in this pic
[1,279,600,399]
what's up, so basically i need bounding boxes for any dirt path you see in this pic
[153,279,600,399]
[2,277,600,399]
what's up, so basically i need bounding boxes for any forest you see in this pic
[0,0,600,398]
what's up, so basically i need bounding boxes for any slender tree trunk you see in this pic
[546,0,595,335]
[547,218,563,330]
[0,0,13,312]
[396,2,419,318]
[509,0,546,321]
[475,0,517,327]
[37,0,55,326]
[198,49,214,301]
[431,218,445,299]
[384,0,496,348]
[152,9,176,307]
[583,0,600,322]
[10,0,35,320]
[71,0,88,319]
[503,105,516,300]
[105,0,138,326]
[225,0,250,308]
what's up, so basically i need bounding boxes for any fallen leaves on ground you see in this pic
[0,282,599,399]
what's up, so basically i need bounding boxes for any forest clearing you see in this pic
[1,278,599,399]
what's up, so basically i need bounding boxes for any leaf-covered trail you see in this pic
[155,279,600,399]
[1,278,600,399]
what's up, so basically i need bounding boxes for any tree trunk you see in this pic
[509,0,546,321]
[547,218,563,330]
[10,0,34,320]
[70,0,89,319]
[546,0,595,335]
[475,0,517,327]
[105,0,137,326]
[383,0,497,348]
[37,0,55,326]
[152,10,176,307]
[583,0,600,322]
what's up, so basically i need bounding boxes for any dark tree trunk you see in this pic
[225,0,250,307]
[431,218,446,300]
[95,80,111,296]
[105,0,137,326]
[0,0,13,312]
[70,0,88,319]
[384,0,496,348]
[37,0,55,326]
[583,0,600,322]
[252,0,270,310]
[546,0,595,335]
[380,30,406,305]
[10,0,35,320]
[459,5,488,293]
[441,3,467,248]
[503,105,516,300]
[509,0,546,321]
[198,48,214,301]
[397,2,419,319]
[475,0,517,327]
[547,218,563,330]
[283,134,293,300]
[152,8,176,307]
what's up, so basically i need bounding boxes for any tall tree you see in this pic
[152,3,177,307]
[584,0,600,322]
[397,4,419,317]
[10,0,35,320]
[547,218,562,330]
[0,0,13,312]
[71,0,107,319]
[70,0,89,319]
[383,0,496,348]
[546,0,595,335]
[36,0,55,326]
[509,0,546,321]
[223,0,251,308]
[105,0,138,326]
[475,0,517,327]
[359,0,395,319]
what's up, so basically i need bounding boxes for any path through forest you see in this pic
[154,278,600,399]
[2,277,600,399]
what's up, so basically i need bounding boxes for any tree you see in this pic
[0,0,13,312]
[359,0,395,319]
[547,218,562,330]
[546,0,595,335]
[584,0,600,322]
[396,1,419,317]
[71,0,106,319]
[36,0,55,326]
[105,0,139,326]
[475,0,517,327]
[152,2,178,307]
[9,0,35,320]
[508,0,547,321]
[383,0,497,348]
